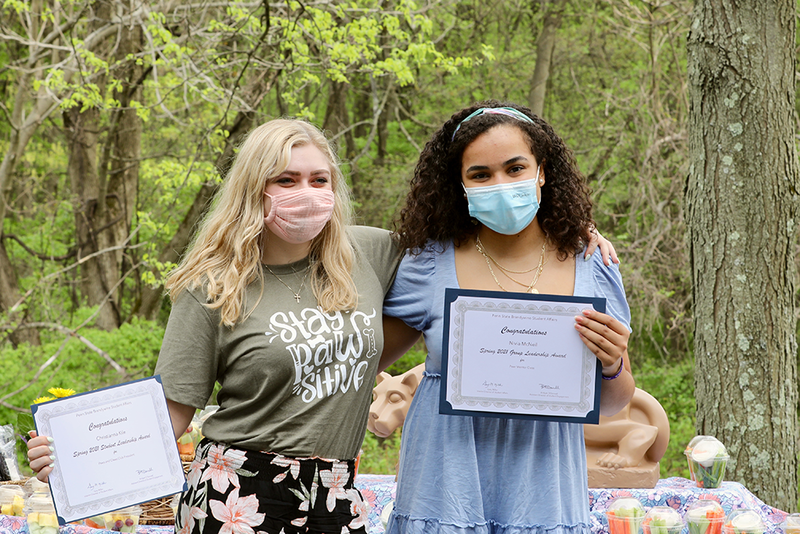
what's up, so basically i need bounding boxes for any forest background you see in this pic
[0,0,796,512]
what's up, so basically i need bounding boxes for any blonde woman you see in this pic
[30,119,402,534]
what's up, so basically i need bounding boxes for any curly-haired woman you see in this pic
[380,101,635,534]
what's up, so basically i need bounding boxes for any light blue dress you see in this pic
[383,241,631,534]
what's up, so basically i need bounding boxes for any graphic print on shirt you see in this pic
[264,307,378,403]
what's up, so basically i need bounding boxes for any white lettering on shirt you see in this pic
[264,307,378,403]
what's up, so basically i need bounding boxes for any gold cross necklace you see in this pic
[265,264,312,303]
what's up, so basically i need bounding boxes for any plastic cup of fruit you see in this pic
[688,437,729,488]
[685,435,711,481]
[0,486,25,516]
[686,500,726,534]
[84,515,106,529]
[642,506,683,534]
[606,497,646,534]
[102,505,142,533]
[723,510,765,534]
[24,493,59,534]
[782,513,800,534]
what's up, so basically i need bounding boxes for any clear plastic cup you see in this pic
[687,437,729,488]
[781,513,800,534]
[23,478,50,496]
[643,506,683,534]
[101,505,142,533]
[606,497,646,534]
[685,435,711,481]
[83,515,106,529]
[0,486,25,516]
[170,493,181,516]
[723,510,765,534]
[686,499,726,534]
[24,493,59,534]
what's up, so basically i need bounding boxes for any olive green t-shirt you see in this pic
[154,226,401,459]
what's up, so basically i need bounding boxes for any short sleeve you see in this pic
[349,226,403,294]
[154,290,220,409]
[591,255,631,332]
[383,247,436,332]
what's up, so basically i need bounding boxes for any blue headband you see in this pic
[451,107,535,141]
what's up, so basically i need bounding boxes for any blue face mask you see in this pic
[463,171,540,235]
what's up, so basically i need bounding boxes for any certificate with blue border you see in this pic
[31,376,187,525]
[440,289,605,424]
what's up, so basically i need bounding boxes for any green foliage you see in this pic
[0,314,165,419]
[359,429,402,475]
[385,347,426,376]
[632,358,696,479]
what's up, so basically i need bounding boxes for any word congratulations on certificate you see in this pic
[32,376,187,524]
[440,289,605,424]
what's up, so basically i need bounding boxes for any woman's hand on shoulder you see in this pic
[584,226,620,266]
[27,431,54,482]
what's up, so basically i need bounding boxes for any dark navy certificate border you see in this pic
[440,288,605,425]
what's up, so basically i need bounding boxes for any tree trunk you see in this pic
[65,104,122,330]
[686,0,799,512]
[323,82,358,193]
[0,241,40,345]
[528,0,568,117]
[97,24,144,322]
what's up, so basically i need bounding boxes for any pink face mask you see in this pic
[263,188,336,244]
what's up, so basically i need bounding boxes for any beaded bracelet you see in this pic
[602,358,624,380]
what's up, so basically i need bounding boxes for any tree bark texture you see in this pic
[64,12,145,330]
[65,104,122,330]
[686,0,798,512]
[96,24,144,321]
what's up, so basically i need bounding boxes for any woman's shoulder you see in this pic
[584,248,631,329]
[347,224,392,244]
[585,248,624,285]
[169,283,220,320]
[395,239,451,280]
[346,226,403,284]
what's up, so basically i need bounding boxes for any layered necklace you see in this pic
[265,263,312,303]
[475,235,548,293]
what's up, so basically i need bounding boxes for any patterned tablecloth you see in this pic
[0,476,789,534]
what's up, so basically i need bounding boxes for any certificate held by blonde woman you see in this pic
[31,376,187,524]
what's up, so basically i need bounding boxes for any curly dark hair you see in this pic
[393,100,594,259]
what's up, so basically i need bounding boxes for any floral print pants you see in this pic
[176,440,369,534]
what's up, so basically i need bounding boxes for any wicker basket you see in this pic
[140,496,176,525]
[139,455,193,524]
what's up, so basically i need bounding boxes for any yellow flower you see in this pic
[32,396,55,404]
[47,387,76,398]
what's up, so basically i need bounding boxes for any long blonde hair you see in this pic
[166,119,357,326]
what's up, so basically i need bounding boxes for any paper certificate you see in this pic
[440,289,605,424]
[32,376,187,524]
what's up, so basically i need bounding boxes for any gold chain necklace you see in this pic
[476,235,539,274]
[265,264,312,303]
[476,237,548,293]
